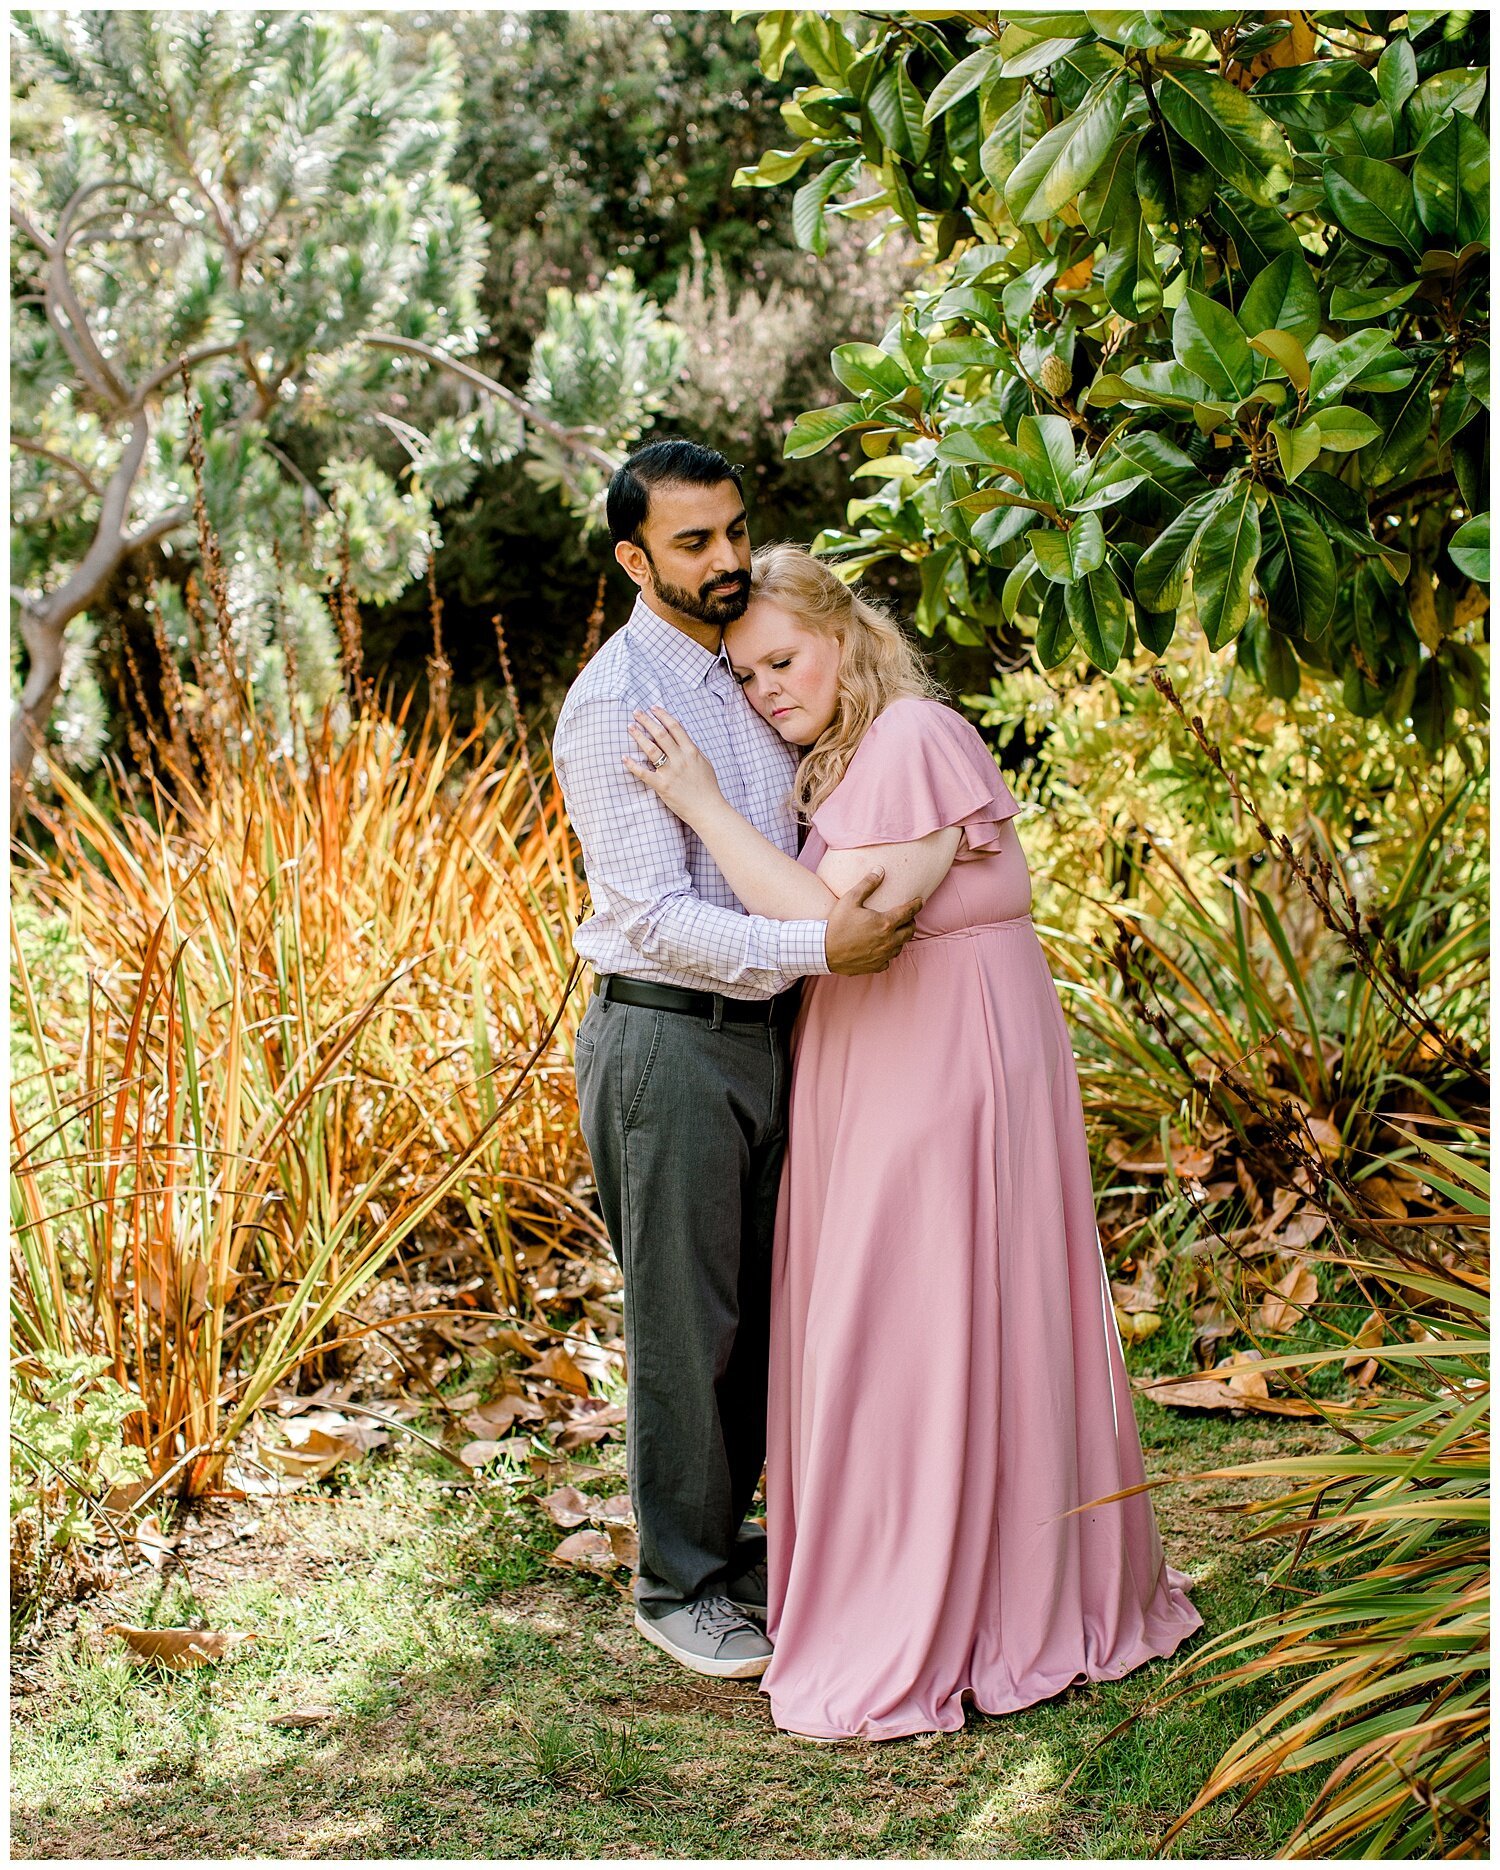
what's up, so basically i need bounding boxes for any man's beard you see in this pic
[645,558,751,627]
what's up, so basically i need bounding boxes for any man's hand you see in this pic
[824,869,921,976]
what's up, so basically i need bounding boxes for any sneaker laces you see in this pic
[689,1594,755,1641]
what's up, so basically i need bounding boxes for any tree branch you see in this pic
[130,342,243,409]
[12,436,102,496]
[359,332,620,474]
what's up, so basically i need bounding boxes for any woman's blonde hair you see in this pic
[744,543,943,818]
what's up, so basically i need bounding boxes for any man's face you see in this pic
[628,479,753,628]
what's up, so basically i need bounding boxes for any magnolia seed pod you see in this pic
[1039,354,1072,399]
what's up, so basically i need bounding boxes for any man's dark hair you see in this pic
[606,439,744,548]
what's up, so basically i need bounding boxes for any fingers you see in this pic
[843,867,887,907]
[627,719,666,764]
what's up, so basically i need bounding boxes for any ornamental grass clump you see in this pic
[11,573,593,1501]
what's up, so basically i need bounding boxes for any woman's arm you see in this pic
[624,708,835,917]
[624,706,961,921]
[817,828,961,911]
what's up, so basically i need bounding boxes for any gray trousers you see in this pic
[574,987,792,1616]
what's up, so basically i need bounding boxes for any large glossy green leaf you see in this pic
[1135,486,1225,610]
[1250,59,1377,143]
[1193,480,1261,649]
[1173,290,1258,399]
[1328,279,1420,322]
[1260,489,1337,637]
[866,58,930,164]
[1005,73,1127,222]
[1154,67,1293,207]
[1236,250,1322,346]
[1065,563,1129,670]
[922,48,998,126]
[1250,330,1310,392]
[1323,156,1423,262]
[1411,115,1489,246]
[1406,67,1490,149]
[1035,581,1075,667]
[830,342,912,400]
[1309,406,1383,452]
[1367,354,1443,484]
[1308,329,1401,406]
[791,157,858,255]
[979,88,1050,196]
[1271,418,1321,482]
[1208,187,1301,276]
[1113,361,1214,409]
[1015,414,1077,506]
[1449,512,1489,584]
[1096,429,1206,517]
[784,402,874,459]
[1376,35,1419,117]
[1031,512,1106,583]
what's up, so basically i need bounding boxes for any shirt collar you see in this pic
[627,592,734,687]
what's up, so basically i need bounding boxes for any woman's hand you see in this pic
[623,706,725,823]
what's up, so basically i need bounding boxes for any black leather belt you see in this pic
[595,973,798,1026]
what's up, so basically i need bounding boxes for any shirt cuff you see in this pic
[778,918,831,978]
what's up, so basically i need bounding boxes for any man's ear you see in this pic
[614,539,650,590]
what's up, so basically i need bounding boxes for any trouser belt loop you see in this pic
[709,992,725,1032]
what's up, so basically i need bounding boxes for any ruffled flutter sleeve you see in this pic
[809,697,1022,855]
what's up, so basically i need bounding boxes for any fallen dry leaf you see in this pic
[270,1705,337,1728]
[538,1485,591,1528]
[606,1524,639,1570]
[1303,1117,1342,1160]
[531,1347,590,1395]
[1276,1213,1328,1249]
[593,1493,634,1526]
[1217,1350,1270,1400]
[549,1528,617,1574]
[1136,1376,1249,1414]
[1260,1263,1320,1334]
[457,1439,513,1468]
[1343,1310,1386,1370]
[1114,1307,1162,1345]
[462,1395,541,1438]
[133,1515,176,1571]
[258,1426,365,1481]
[1360,1176,1410,1219]
[105,1625,258,1669]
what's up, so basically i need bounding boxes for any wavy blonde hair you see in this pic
[743,543,943,819]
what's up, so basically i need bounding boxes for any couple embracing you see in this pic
[553,439,1201,1743]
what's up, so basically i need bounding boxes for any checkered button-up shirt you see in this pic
[553,594,831,997]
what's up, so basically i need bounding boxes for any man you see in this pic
[553,439,918,1678]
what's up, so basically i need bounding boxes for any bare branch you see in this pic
[12,436,103,496]
[360,332,619,474]
[10,201,54,256]
[130,343,243,409]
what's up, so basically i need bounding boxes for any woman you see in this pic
[623,544,1202,1742]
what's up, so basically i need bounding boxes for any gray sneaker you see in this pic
[634,1594,773,1679]
[724,1559,767,1622]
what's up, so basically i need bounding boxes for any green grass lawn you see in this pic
[11,1404,1333,1860]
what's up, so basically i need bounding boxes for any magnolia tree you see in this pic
[9,11,681,812]
[740,8,1489,750]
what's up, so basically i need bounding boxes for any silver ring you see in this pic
[652,752,668,769]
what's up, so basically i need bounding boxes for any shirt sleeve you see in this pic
[554,696,830,992]
[810,697,1023,854]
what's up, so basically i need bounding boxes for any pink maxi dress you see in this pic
[760,696,1202,1740]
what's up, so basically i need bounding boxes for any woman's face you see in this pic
[725,597,842,744]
